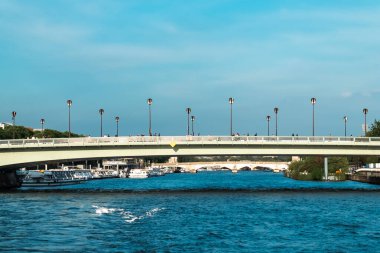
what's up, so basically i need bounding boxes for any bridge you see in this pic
[152,161,290,173]
[1,135,380,188]
[1,135,380,169]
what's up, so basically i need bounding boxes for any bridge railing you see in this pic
[1,136,380,148]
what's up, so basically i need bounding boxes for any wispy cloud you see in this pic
[341,91,353,98]
[1,1,380,135]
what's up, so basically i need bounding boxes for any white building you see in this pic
[0,122,12,130]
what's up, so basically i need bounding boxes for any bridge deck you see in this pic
[1,136,380,169]
[0,136,380,149]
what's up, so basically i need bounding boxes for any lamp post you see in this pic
[274,107,279,136]
[266,115,271,136]
[186,108,191,135]
[11,111,16,139]
[229,97,234,136]
[191,116,195,136]
[363,108,368,136]
[147,98,153,136]
[343,116,347,137]
[311,98,316,136]
[67,99,72,138]
[40,118,45,138]
[99,108,104,137]
[115,116,120,137]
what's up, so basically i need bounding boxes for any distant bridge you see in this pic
[152,161,289,173]
[0,135,380,169]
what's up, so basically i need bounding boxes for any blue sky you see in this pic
[0,0,379,137]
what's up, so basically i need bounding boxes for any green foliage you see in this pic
[328,157,349,173]
[0,126,84,140]
[287,157,324,181]
[287,156,349,181]
[0,126,34,139]
[35,129,83,138]
[356,119,380,164]
[365,157,379,164]
[367,119,380,137]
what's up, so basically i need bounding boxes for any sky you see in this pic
[0,0,379,137]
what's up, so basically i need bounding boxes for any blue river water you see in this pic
[1,171,380,252]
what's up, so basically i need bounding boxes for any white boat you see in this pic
[91,167,119,179]
[21,170,83,187]
[128,169,150,179]
[119,170,128,178]
[148,167,165,177]
[73,171,90,180]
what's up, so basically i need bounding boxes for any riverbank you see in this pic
[285,156,349,182]
[284,170,347,182]
[348,169,380,185]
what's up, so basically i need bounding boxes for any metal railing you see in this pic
[0,136,380,149]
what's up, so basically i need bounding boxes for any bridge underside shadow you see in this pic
[0,170,21,190]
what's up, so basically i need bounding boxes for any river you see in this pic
[1,171,380,252]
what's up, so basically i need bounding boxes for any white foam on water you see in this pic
[122,212,141,223]
[145,207,164,217]
[122,207,165,223]
[92,205,123,215]
[92,205,165,223]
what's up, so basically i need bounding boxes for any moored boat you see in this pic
[148,167,165,177]
[21,170,84,187]
[128,169,150,179]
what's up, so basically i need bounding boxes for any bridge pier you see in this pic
[324,157,328,181]
[0,170,21,190]
[231,165,238,173]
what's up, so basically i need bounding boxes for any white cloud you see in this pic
[341,91,353,98]
[1,1,380,96]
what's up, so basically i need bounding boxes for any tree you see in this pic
[0,126,84,140]
[0,126,33,139]
[363,120,380,164]
[287,156,349,181]
[328,157,349,173]
[367,119,380,137]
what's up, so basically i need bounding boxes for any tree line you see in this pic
[0,125,83,140]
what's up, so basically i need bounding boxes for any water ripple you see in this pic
[2,172,380,252]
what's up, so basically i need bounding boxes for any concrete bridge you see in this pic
[1,135,380,169]
[1,135,380,188]
[152,161,290,173]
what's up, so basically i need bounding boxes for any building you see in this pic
[0,122,12,130]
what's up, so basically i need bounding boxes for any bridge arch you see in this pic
[195,166,207,172]
[220,166,233,171]
[236,165,252,171]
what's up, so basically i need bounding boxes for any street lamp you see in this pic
[274,107,279,136]
[266,115,271,136]
[343,116,347,137]
[99,108,104,137]
[40,118,45,138]
[363,108,368,136]
[147,98,153,136]
[186,108,191,135]
[311,98,316,136]
[229,97,234,136]
[67,99,72,138]
[115,116,120,137]
[191,116,195,136]
[11,111,16,139]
